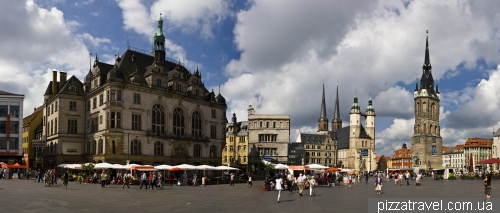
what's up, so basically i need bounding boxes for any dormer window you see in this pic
[69,86,76,92]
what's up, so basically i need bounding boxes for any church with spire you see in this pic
[411,31,443,169]
[295,84,376,170]
[40,15,227,168]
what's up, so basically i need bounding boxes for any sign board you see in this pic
[361,149,368,157]
[32,140,46,147]
[262,156,271,161]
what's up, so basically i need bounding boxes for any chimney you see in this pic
[52,71,57,94]
[60,72,67,89]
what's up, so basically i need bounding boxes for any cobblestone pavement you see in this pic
[0,178,498,213]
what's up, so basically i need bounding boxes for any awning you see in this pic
[136,168,157,171]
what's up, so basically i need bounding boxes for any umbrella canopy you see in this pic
[169,167,184,172]
[57,164,67,168]
[274,164,288,169]
[477,158,500,164]
[325,167,341,173]
[214,166,239,170]
[154,165,173,170]
[306,164,328,169]
[111,164,127,169]
[195,165,215,170]
[288,165,310,171]
[7,163,27,169]
[94,163,114,169]
[172,164,197,170]
[66,164,82,169]
[340,169,352,173]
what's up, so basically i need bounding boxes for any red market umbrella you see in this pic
[325,167,341,173]
[169,167,184,172]
[477,158,500,164]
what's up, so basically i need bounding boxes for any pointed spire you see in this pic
[318,84,328,122]
[424,30,430,65]
[333,84,341,123]
[218,85,221,94]
[436,79,439,93]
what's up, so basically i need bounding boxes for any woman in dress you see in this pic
[375,174,383,195]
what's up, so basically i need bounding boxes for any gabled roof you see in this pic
[58,76,85,96]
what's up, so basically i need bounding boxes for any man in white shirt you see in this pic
[276,175,283,203]
[139,172,147,189]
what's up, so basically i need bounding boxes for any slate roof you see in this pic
[0,90,23,96]
[226,121,249,137]
[333,125,372,150]
[300,133,327,144]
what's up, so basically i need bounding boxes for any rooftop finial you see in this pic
[89,52,92,70]
[426,30,428,34]
[218,85,221,94]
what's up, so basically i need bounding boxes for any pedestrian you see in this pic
[405,171,410,186]
[416,173,421,186]
[139,172,147,189]
[17,168,21,179]
[53,170,58,184]
[122,172,131,188]
[36,170,42,182]
[365,172,369,184]
[394,173,398,185]
[308,176,316,197]
[151,172,157,190]
[148,172,153,189]
[275,175,283,203]
[399,173,403,186]
[63,171,69,189]
[297,173,304,196]
[247,174,253,187]
[157,172,163,189]
[192,174,197,187]
[485,171,493,199]
[375,174,383,195]
[229,173,235,186]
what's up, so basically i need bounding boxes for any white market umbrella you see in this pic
[94,163,114,169]
[306,164,328,170]
[274,164,289,170]
[340,169,352,173]
[154,165,173,170]
[172,164,197,170]
[67,164,82,169]
[195,165,215,176]
[214,166,239,170]
[111,164,126,169]
[57,164,67,168]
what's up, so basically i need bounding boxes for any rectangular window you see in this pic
[230,146,234,151]
[55,101,58,112]
[224,156,227,162]
[54,118,57,133]
[266,122,269,128]
[230,156,234,162]
[132,114,142,130]
[93,97,97,109]
[258,134,278,142]
[273,122,276,128]
[51,104,53,114]
[133,93,141,104]
[117,90,122,101]
[91,117,98,132]
[195,89,199,96]
[70,101,77,111]
[243,145,246,151]
[111,90,116,101]
[106,90,110,101]
[99,94,103,106]
[244,156,246,162]
[210,125,217,139]
[211,109,216,118]
[68,119,77,134]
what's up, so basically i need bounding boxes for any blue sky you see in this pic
[2,0,500,157]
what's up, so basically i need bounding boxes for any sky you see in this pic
[1,0,500,157]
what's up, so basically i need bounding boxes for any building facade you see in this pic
[22,106,44,169]
[464,138,492,172]
[411,31,443,169]
[0,90,24,164]
[247,104,290,167]
[441,146,453,167]
[223,113,249,172]
[450,144,464,171]
[41,17,227,168]
[391,143,413,169]
[296,85,376,170]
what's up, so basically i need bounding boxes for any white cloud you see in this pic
[0,0,90,115]
[150,0,229,39]
[223,0,500,157]
[79,33,111,47]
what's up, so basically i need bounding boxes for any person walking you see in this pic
[297,173,305,196]
[53,170,58,184]
[247,174,253,187]
[148,172,153,189]
[157,172,163,189]
[151,172,157,190]
[63,171,69,189]
[122,172,131,188]
[365,172,369,184]
[405,171,410,186]
[36,170,42,182]
[485,171,493,199]
[139,172,147,189]
[375,174,383,195]
[229,173,235,186]
[394,173,398,185]
[275,175,283,203]
[399,173,403,186]
[192,174,197,187]
[308,176,316,197]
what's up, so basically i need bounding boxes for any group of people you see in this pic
[138,171,163,190]
[33,169,69,189]
[274,173,317,203]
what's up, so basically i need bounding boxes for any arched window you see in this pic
[173,108,184,136]
[192,111,202,137]
[154,141,163,156]
[152,104,165,135]
[423,124,426,134]
[435,126,438,135]
[98,139,104,154]
[93,140,97,154]
[112,140,116,154]
[194,144,201,157]
[131,140,141,155]
[422,102,427,112]
[431,103,435,118]
[429,125,433,134]
[210,145,217,158]
[416,124,420,134]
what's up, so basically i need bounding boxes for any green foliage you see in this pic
[81,163,95,173]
